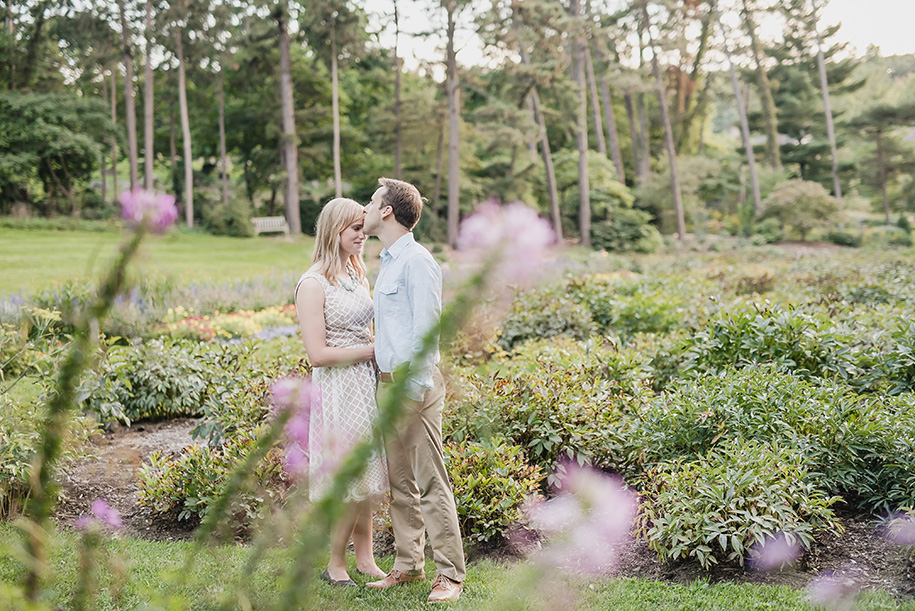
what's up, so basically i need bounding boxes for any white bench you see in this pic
[252,216,290,235]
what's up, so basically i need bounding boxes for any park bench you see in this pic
[252,216,290,236]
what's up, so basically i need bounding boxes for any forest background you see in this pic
[2,0,915,249]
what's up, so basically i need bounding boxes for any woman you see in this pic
[294,197,388,586]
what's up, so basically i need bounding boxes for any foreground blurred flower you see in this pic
[75,498,123,532]
[749,531,802,572]
[806,571,858,611]
[525,463,637,575]
[887,511,915,546]
[270,377,320,478]
[119,188,178,234]
[457,199,555,284]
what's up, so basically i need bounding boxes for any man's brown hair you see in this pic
[378,177,424,230]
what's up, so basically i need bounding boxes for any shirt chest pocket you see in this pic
[377,283,400,296]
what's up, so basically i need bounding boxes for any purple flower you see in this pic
[887,512,915,546]
[119,188,178,234]
[749,532,802,572]
[806,571,857,610]
[524,463,637,575]
[76,498,123,532]
[457,200,555,284]
[270,377,320,479]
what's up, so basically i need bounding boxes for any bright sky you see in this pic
[820,0,915,56]
[369,0,915,78]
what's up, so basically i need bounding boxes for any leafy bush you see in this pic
[760,179,837,241]
[749,217,784,244]
[202,197,255,238]
[590,208,663,254]
[79,339,263,424]
[862,225,913,248]
[680,302,855,380]
[826,230,862,248]
[137,430,288,527]
[496,288,595,351]
[566,273,690,339]
[0,392,98,518]
[445,437,544,543]
[638,439,841,569]
[620,366,915,514]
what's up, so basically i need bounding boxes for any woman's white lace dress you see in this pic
[295,271,388,501]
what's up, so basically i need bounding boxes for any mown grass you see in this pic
[0,228,315,293]
[1,523,913,610]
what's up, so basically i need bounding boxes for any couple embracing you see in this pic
[293,178,465,603]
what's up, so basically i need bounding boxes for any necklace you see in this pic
[338,265,358,292]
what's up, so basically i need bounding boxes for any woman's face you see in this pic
[339,216,366,258]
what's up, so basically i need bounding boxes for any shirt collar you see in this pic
[379,232,415,261]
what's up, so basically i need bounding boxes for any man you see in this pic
[362,177,465,603]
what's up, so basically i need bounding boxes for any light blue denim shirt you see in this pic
[373,233,442,402]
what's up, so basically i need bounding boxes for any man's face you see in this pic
[363,186,387,236]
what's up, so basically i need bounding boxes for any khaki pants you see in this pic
[379,367,466,582]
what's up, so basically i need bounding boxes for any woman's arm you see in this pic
[295,277,374,367]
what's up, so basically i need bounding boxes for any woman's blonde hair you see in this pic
[311,197,367,285]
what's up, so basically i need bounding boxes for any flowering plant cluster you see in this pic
[159,304,296,341]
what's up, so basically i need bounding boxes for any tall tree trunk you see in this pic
[636,93,650,181]
[512,6,562,238]
[176,27,193,226]
[876,131,890,224]
[596,51,625,182]
[218,69,228,204]
[712,0,762,216]
[741,0,781,168]
[570,0,590,247]
[117,0,139,189]
[445,2,460,247]
[643,2,686,241]
[143,0,154,190]
[100,72,109,201]
[331,23,342,197]
[110,64,119,198]
[810,0,842,201]
[277,4,301,234]
[676,7,712,153]
[623,92,640,184]
[169,97,179,196]
[393,0,402,179]
[583,45,606,156]
[432,100,445,211]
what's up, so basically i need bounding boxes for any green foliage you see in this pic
[445,437,544,543]
[137,429,288,526]
[620,366,915,514]
[862,224,913,248]
[0,391,98,519]
[495,288,595,351]
[826,229,862,247]
[591,208,663,254]
[680,302,855,380]
[201,197,255,238]
[760,180,838,241]
[639,439,841,569]
[749,217,785,244]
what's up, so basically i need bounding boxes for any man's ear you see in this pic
[380,205,393,220]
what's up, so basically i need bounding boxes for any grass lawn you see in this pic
[0,228,316,294]
[1,524,913,610]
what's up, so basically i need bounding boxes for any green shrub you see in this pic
[862,225,913,248]
[749,217,784,244]
[445,437,544,543]
[590,208,663,254]
[202,197,255,238]
[0,392,98,518]
[680,302,855,380]
[826,230,862,248]
[566,273,690,339]
[137,429,288,527]
[760,179,837,241]
[496,288,595,351]
[638,438,841,569]
[620,366,915,514]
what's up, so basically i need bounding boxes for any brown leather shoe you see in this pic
[365,569,425,590]
[427,574,463,603]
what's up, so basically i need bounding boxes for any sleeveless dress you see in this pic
[295,271,388,502]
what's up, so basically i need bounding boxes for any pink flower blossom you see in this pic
[119,188,178,234]
[76,498,123,532]
[457,200,555,284]
[524,463,637,575]
[806,572,857,610]
[887,513,915,546]
[749,532,802,572]
[270,377,320,479]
